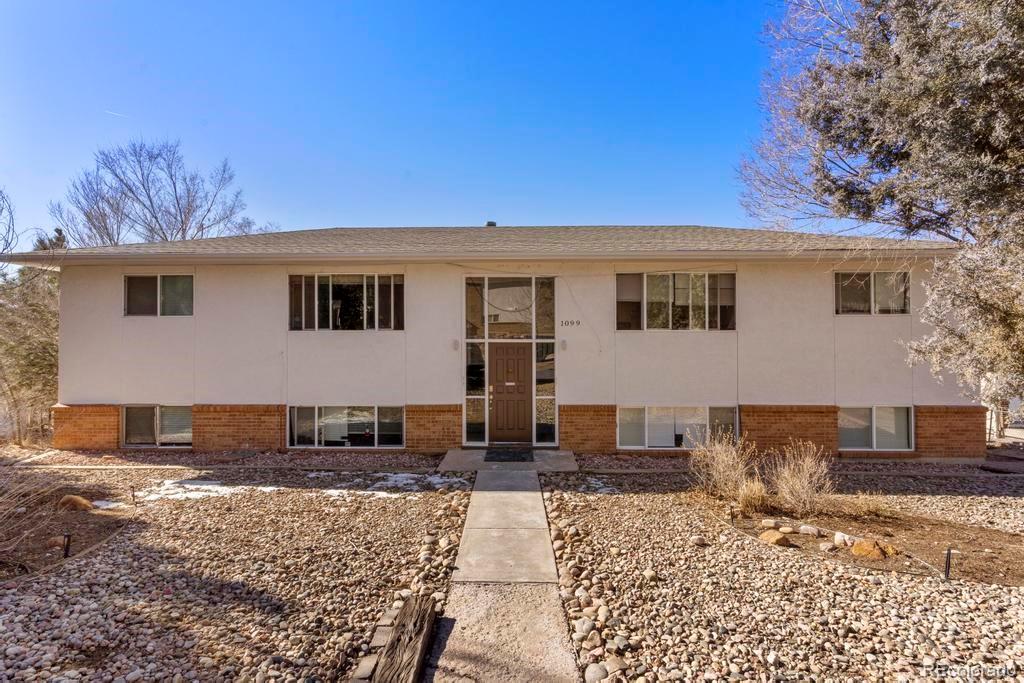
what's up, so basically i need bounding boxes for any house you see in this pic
[7,225,986,457]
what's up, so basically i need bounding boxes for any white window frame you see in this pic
[615,405,739,450]
[121,405,192,448]
[286,405,405,449]
[615,271,736,332]
[834,271,911,316]
[838,405,915,451]
[288,273,404,331]
[123,274,194,317]
[462,275,558,447]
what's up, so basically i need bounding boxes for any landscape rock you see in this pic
[759,530,794,547]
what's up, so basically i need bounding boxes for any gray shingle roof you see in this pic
[7,225,955,266]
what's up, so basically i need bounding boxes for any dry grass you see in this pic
[0,469,56,571]
[766,440,835,517]
[689,433,759,499]
[737,476,770,515]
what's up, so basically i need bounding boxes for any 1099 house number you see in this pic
[560,320,581,327]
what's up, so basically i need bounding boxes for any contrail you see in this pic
[104,110,129,118]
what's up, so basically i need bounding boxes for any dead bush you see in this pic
[767,440,834,517]
[689,432,759,499]
[737,476,770,515]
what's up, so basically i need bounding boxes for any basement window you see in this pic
[124,275,193,316]
[617,406,737,449]
[123,405,192,447]
[839,406,913,450]
[289,274,404,331]
[287,405,404,448]
[835,272,909,315]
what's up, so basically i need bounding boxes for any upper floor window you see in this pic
[289,274,404,331]
[834,272,909,315]
[616,272,735,331]
[465,276,554,340]
[124,275,193,316]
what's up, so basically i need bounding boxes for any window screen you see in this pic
[124,406,156,445]
[158,406,192,445]
[838,407,872,448]
[160,276,193,316]
[835,273,872,314]
[618,408,645,447]
[709,274,736,330]
[616,274,643,330]
[377,407,404,446]
[709,406,737,439]
[331,275,364,330]
[873,272,909,314]
[378,275,393,329]
[875,406,911,449]
[125,276,158,316]
[392,275,405,330]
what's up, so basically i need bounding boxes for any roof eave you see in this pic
[5,247,955,269]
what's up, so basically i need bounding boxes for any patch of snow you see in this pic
[256,486,281,493]
[138,480,238,501]
[318,473,466,500]
[91,500,124,509]
[582,477,619,494]
[305,471,336,479]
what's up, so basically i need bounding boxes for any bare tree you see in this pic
[0,189,15,260]
[50,139,259,247]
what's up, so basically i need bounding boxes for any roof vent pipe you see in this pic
[485,221,497,227]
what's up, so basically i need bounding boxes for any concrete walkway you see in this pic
[426,459,578,681]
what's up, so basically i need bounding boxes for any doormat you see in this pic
[484,448,535,462]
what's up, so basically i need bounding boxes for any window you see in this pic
[487,277,533,339]
[123,405,192,446]
[835,272,909,315]
[617,406,737,449]
[838,406,912,450]
[616,274,643,330]
[616,272,736,330]
[288,405,404,447]
[125,275,193,316]
[289,274,404,330]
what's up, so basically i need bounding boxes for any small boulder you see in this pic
[799,525,821,537]
[851,539,897,561]
[818,541,838,553]
[759,530,794,547]
[778,526,795,535]
[642,568,658,581]
[689,534,708,547]
[605,656,627,674]
[760,519,780,529]
[834,531,854,547]
[57,495,94,512]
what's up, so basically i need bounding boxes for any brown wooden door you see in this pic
[488,343,532,442]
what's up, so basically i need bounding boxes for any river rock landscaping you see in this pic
[0,466,471,681]
[543,471,1024,681]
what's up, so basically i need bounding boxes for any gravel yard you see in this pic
[543,472,1024,682]
[1,466,472,681]
[0,445,444,470]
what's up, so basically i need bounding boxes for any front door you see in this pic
[488,342,532,442]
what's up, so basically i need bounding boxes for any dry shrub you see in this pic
[689,432,759,499]
[767,440,834,517]
[737,475,770,515]
[0,469,55,560]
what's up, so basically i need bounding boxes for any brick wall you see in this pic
[910,405,987,458]
[404,404,462,450]
[559,404,617,454]
[52,404,120,450]
[192,404,286,451]
[740,404,839,455]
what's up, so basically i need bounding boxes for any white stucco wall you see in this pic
[57,257,975,409]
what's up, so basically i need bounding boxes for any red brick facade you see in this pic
[558,404,617,454]
[52,404,120,450]
[192,404,286,451]
[740,404,840,455]
[404,404,462,450]
[894,405,987,459]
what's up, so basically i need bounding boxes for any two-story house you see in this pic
[7,225,986,458]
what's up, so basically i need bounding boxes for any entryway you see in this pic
[488,342,532,443]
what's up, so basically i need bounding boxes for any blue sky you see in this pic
[1,1,777,250]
